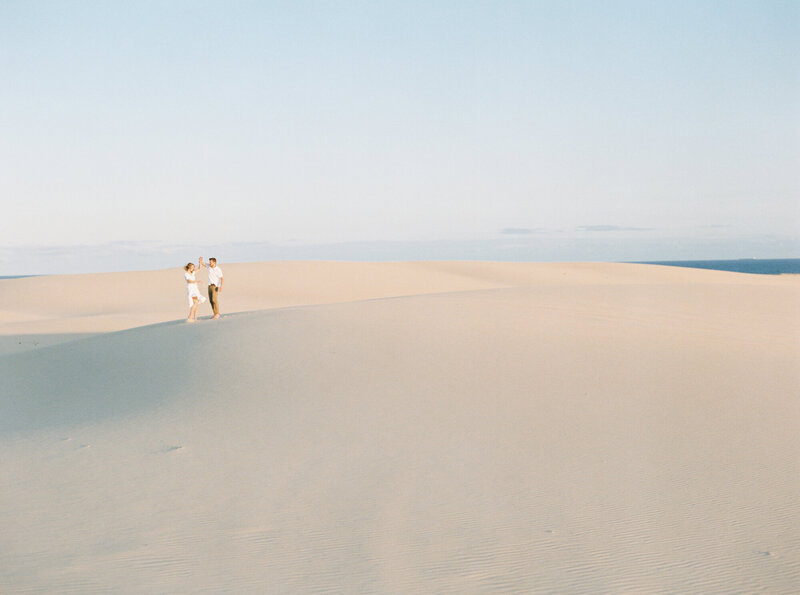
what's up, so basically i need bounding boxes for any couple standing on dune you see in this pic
[184,257,224,322]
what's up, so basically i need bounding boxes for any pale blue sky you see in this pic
[1,1,798,272]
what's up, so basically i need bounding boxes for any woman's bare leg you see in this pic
[188,297,199,321]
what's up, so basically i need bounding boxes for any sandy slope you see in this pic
[0,261,778,352]
[1,262,799,593]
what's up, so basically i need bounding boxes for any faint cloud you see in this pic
[578,225,653,232]
[500,228,547,235]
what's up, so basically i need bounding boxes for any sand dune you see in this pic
[0,261,778,349]
[1,262,799,593]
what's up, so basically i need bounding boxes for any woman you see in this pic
[184,262,206,322]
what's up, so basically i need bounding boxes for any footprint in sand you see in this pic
[756,550,777,558]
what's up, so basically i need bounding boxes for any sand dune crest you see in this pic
[1,263,799,593]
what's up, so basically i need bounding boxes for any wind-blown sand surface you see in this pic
[1,262,799,593]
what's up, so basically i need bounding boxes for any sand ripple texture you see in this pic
[1,263,799,593]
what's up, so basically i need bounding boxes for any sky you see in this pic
[1,1,798,274]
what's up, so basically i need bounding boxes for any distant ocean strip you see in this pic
[3,259,800,277]
[637,258,800,275]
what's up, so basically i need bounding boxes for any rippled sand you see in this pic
[1,262,798,593]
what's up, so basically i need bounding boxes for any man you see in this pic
[198,256,224,319]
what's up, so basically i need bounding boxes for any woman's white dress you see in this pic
[185,271,207,306]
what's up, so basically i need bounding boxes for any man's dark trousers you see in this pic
[208,284,220,316]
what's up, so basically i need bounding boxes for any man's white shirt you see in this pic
[207,265,223,286]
